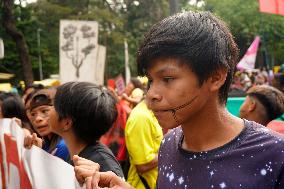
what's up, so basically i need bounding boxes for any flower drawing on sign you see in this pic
[61,23,96,77]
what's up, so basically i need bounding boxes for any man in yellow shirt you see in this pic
[125,101,163,189]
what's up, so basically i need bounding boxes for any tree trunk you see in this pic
[169,0,179,15]
[2,0,34,86]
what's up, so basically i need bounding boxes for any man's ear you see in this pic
[61,117,72,132]
[209,68,228,92]
[247,97,257,112]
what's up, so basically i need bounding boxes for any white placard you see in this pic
[60,20,102,84]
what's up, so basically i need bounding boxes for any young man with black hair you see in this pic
[82,11,284,189]
[48,82,124,185]
[240,84,284,126]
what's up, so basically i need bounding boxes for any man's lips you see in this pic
[152,109,171,118]
[36,125,48,132]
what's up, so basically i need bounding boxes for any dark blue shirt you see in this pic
[157,120,284,189]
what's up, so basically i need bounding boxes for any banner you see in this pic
[259,0,284,16]
[0,119,83,189]
[237,36,260,70]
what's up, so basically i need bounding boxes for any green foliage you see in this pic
[2,0,283,84]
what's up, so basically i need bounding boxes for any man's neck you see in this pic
[63,132,88,158]
[181,103,244,152]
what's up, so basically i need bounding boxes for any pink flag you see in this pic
[237,36,260,70]
[259,0,284,16]
[115,74,126,95]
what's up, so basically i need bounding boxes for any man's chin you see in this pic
[158,120,179,130]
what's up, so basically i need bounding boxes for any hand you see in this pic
[121,93,128,99]
[24,133,43,149]
[85,171,134,189]
[13,117,22,127]
[73,155,100,186]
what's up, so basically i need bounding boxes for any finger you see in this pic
[91,172,100,189]
[85,176,95,189]
[24,135,32,148]
[73,155,80,163]
[32,133,37,140]
[73,157,100,170]
[75,164,97,171]
[75,166,96,184]
[73,155,92,165]
[75,162,100,172]
[97,171,117,187]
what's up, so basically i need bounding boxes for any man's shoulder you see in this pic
[80,143,113,160]
[240,120,284,155]
[245,120,284,142]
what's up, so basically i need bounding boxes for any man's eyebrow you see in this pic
[156,67,178,75]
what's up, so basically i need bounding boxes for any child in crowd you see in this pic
[25,88,69,161]
[48,82,124,185]
[0,92,33,134]
[239,85,284,125]
[82,11,284,189]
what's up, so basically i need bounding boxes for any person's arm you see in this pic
[122,93,141,105]
[24,133,43,149]
[136,155,158,174]
[86,171,134,189]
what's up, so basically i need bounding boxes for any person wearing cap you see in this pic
[239,85,284,126]
[25,88,69,161]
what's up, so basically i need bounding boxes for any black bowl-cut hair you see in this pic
[54,82,118,144]
[137,11,239,104]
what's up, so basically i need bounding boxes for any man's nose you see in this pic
[146,84,162,106]
[34,114,44,123]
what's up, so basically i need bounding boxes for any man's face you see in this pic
[30,105,52,137]
[124,82,135,96]
[239,96,252,119]
[48,106,62,136]
[145,58,211,129]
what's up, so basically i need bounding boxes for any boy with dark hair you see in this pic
[81,11,284,189]
[240,84,284,125]
[25,88,69,161]
[48,82,124,185]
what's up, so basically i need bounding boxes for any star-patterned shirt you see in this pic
[157,120,284,189]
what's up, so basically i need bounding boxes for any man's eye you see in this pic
[42,109,49,114]
[163,77,174,83]
[147,79,153,90]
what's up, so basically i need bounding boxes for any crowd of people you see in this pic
[0,10,284,189]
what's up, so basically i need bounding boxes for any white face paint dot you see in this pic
[260,169,267,176]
